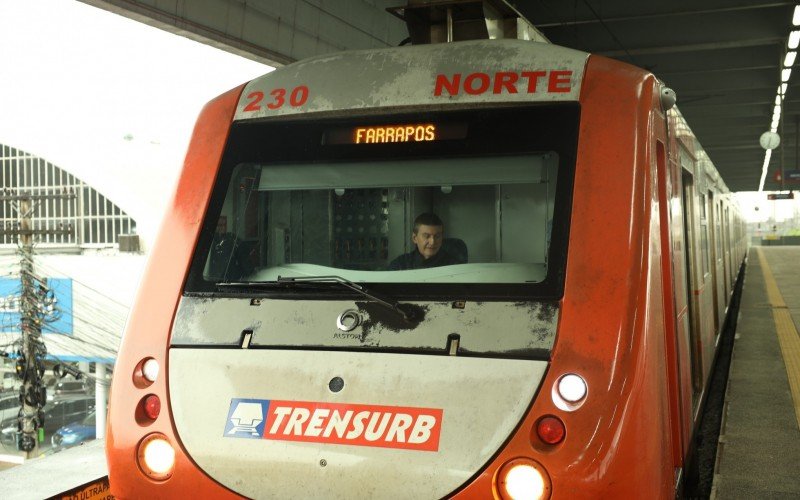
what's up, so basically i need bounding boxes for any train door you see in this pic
[680,168,703,403]
[707,191,720,337]
[722,203,731,297]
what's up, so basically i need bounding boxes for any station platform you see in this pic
[714,246,800,498]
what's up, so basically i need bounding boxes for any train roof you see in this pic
[234,39,589,121]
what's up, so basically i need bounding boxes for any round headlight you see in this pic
[496,458,551,500]
[557,374,587,403]
[137,433,175,480]
[142,358,160,383]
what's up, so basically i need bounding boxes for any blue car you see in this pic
[51,410,96,450]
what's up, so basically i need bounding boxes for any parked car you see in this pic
[0,395,95,446]
[51,410,96,450]
[47,380,91,401]
[2,370,21,392]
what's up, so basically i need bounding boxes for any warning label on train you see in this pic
[224,398,443,451]
[59,476,114,500]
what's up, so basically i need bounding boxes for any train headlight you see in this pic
[142,358,160,382]
[137,433,175,480]
[557,374,587,402]
[496,458,551,500]
[552,373,588,411]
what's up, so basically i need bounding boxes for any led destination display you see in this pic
[324,122,467,145]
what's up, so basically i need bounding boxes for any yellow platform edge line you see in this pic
[756,247,800,430]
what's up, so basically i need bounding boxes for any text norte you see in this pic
[434,70,573,96]
[264,400,443,452]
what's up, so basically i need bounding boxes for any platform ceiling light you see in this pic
[790,31,800,50]
[759,149,774,192]
[760,11,799,192]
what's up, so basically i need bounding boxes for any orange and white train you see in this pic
[106,21,746,500]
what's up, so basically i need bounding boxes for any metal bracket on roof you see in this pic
[387,0,550,45]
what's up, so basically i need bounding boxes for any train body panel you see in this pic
[169,349,546,499]
[234,40,588,120]
[106,85,245,498]
[106,38,747,499]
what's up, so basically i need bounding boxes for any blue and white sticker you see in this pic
[224,398,270,439]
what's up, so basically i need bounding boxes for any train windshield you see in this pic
[186,106,578,298]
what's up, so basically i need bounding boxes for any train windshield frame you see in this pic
[185,105,578,300]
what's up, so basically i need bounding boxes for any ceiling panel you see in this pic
[514,0,799,192]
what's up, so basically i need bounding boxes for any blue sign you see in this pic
[224,398,269,439]
[0,278,73,335]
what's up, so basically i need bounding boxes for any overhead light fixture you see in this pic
[794,6,800,26]
[785,51,797,67]
[782,83,789,95]
[774,104,782,115]
[775,95,783,105]
[759,148,774,192]
[791,31,800,50]
[782,68,792,82]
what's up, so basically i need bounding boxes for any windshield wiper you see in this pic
[276,275,416,323]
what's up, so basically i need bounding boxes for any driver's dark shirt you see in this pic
[388,248,461,270]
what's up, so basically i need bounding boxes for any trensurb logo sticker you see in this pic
[223,398,443,451]
[224,398,269,438]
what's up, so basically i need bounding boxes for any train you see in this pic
[106,11,747,500]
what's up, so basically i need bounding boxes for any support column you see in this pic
[95,363,107,439]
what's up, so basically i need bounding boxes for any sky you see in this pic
[0,0,272,246]
[737,191,800,224]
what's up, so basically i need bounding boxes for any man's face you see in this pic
[412,224,444,259]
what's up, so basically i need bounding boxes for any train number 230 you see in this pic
[243,86,309,112]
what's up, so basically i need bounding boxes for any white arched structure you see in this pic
[1,143,137,250]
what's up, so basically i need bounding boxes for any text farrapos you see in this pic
[354,124,435,144]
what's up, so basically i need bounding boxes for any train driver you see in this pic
[388,212,463,270]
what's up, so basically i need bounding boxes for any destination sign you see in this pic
[768,192,794,200]
[324,122,467,145]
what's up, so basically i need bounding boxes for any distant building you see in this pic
[0,143,146,365]
[0,143,137,250]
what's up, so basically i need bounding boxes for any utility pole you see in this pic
[0,190,73,457]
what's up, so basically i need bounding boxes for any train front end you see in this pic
[107,39,671,498]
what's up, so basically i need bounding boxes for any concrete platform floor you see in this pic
[713,246,800,498]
